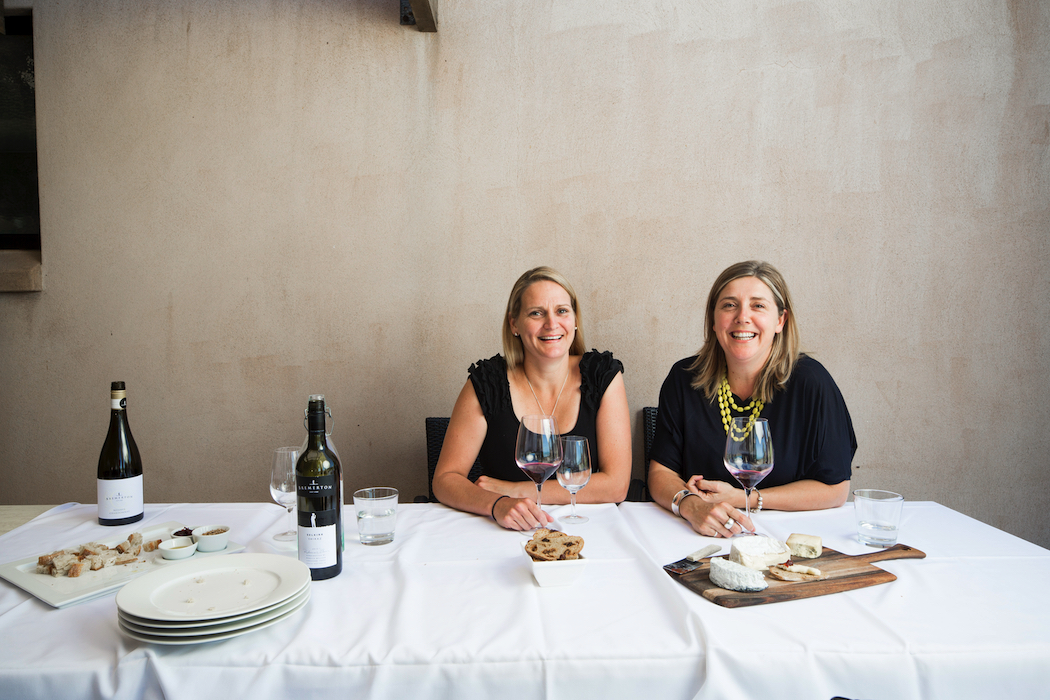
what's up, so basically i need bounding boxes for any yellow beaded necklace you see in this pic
[718,375,764,442]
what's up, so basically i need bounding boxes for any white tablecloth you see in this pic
[0,500,1048,700]
[618,501,1050,699]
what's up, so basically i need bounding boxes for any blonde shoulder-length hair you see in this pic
[501,267,587,369]
[687,261,800,403]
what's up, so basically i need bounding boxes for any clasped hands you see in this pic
[680,475,755,538]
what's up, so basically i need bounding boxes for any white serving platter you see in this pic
[0,521,245,609]
[115,553,310,622]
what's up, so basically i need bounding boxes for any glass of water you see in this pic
[853,489,904,547]
[353,487,398,546]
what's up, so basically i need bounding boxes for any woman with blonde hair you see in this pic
[648,261,856,537]
[433,267,631,530]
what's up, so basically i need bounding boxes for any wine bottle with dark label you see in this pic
[97,381,144,526]
[296,394,343,580]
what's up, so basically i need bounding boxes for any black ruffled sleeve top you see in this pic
[468,350,624,482]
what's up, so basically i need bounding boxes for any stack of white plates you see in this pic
[115,553,311,645]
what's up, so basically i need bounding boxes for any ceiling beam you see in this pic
[401,0,437,33]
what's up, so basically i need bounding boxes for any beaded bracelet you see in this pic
[491,495,509,521]
[753,489,763,514]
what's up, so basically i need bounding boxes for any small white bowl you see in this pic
[158,537,198,560]
[528,553,587,587]
[191,525,230,553]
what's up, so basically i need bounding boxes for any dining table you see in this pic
[0,499,1048,700]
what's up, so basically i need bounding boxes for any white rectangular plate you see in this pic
[0,521,245,608]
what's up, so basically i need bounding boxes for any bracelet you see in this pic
[671,489,699,517]
[491,495,509,521]
[753,489,763,514]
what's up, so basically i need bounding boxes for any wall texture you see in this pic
[1,0,1047,547]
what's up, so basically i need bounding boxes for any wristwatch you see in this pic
[671,489,697,517]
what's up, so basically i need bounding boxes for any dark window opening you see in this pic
[0,13,40,251]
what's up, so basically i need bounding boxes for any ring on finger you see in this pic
[724,518,734,530]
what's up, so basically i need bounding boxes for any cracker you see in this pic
[525,531,585,561]
[526,541,567,561]
[768,564,824,582]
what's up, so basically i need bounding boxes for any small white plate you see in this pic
[116,553,309,622]
[117,592,309,645]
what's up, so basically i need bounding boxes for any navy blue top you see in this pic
[468,350,624,482]
[649,355,855,487]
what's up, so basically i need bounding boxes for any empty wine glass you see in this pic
[723,417,774,536]
[270,446,299,541]
[515,414,562,528]
[557,436,591,524]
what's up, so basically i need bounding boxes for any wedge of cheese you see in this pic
[786,533,822,559]
[709,557,768,592]
[729,536,790,571]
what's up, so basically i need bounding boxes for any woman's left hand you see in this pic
[686,476,737,503]
[475,476,534,499]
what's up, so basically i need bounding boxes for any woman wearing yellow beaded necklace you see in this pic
[647,261,856,538]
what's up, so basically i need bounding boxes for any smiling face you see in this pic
[509,280,576,363]
[713,276,786,376]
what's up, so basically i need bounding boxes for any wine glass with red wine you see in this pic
[723,417,774,536]
[515,414,562,528]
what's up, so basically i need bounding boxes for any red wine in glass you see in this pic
[515,414,562,527]
[520,462,560,484]
[723,417,773,536]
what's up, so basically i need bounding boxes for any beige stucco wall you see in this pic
[1,0,1047,547]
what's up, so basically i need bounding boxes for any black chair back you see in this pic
[425,417,483,502]
[642,406,658,485]
[627,406,658,502]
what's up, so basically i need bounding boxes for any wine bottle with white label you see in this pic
[296,394,343,580]
[97,381,144,526]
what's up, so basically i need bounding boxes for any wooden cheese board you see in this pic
[668,544,926,608]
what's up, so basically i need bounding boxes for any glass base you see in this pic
[273,531,297,542]
[560,514,589,524]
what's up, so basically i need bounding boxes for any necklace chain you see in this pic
[524,367,569,417]
[718,375,764,442]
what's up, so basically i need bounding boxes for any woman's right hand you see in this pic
[678,490,754,537]
[492,496,553,530]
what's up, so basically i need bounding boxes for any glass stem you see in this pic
[536,483,543,513]
[570,491,578,517]
[287,505,294,533]
[743,487,753,518]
